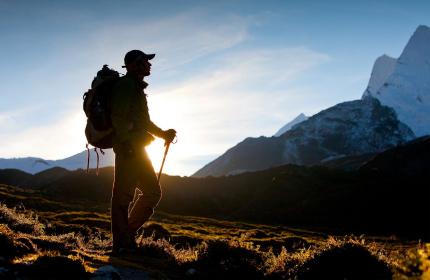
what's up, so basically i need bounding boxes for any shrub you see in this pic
[296,242,392,280]
[186,239,265,279]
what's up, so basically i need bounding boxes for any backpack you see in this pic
[83,65,120,173]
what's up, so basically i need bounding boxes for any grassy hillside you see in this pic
[0,197,428,279]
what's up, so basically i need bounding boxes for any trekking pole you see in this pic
[157,141,171,184]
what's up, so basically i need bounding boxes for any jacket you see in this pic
[110,73,163,149]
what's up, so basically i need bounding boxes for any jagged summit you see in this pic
[416,24,430,32]
[363,54,396,97]
[363,25,430,137]
[399,25,430,63]
[274,113,308,137]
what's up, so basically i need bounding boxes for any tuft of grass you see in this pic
[392,242,430,279]
[419,243,430,280]
[0,203,45,235]
[135,234,199,265]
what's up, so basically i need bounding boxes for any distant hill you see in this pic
[31,167,70,187]
[359,135,430,177]
[0,166,73,188]
[0,169,34,187]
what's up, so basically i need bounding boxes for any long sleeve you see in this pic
[111,75,165,147]
[141,94,164,138]
[147,120,164,138]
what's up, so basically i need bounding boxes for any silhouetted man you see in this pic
[110,50,176,254]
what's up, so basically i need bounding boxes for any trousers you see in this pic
[111,148,162,250]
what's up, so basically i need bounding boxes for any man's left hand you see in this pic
[163,129,176,144]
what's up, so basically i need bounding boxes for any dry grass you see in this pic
[0,203,45,235]
[1,202,428,279]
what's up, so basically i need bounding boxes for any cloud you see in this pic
[151,46,330,125]
[3,9,252,119]
[0,110,86,159]
[49,10,251,75]
[99,12,249,71]
[0,113,14,128]
[0,106,46,131]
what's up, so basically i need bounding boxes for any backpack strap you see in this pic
[86,143,90,173]
[85,145,105,176]
[94,148,100,175]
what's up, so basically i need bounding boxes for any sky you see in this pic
[0,0,429,176]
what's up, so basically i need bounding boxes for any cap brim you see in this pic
[122,53,155,67]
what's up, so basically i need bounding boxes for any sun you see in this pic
[145,138,166,175]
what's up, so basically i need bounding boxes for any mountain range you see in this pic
[0,149,114,174]
[193,25,429,177]
[193,96,414,177]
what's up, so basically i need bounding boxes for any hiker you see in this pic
[110,50,176,254]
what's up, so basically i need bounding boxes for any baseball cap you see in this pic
[122,50,155,68]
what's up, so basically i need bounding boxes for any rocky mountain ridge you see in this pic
[193,97,414,177]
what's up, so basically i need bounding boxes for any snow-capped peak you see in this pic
[362,25,430,137]
[274,113,308,137]
[363,54,397,97]
[399,25,430,64]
